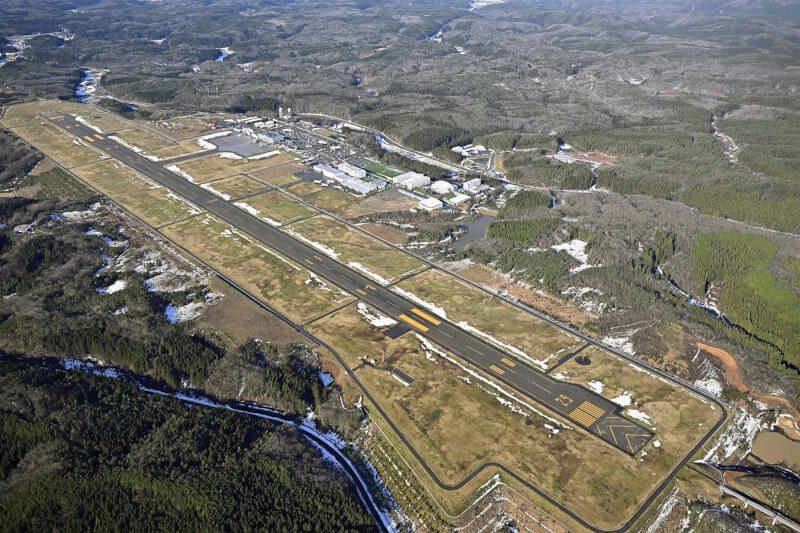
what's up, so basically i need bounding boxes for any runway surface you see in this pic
[50,113,654,455]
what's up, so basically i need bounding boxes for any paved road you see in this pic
[50,113,654,455]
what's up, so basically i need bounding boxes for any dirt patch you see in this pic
[201,276,307,346]
[697,342,800,417]
[357,222,407,244]
[28,159,56,176]
[359,189,418,212]
[571,152,616,166]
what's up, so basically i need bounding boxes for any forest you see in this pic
[0,360,374,532]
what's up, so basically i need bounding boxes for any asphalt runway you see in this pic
[51,113,654,455]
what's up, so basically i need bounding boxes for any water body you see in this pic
[452,213,495,252]
[751,432,800,473]
[75,70,99,103]
[215,48,230,62]
[669,280,730,325]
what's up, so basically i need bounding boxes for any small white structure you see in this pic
[395,171,431,190]
[314,164,375,195]
[418,197,444,211]
[452,144,487,157]
[443,193,470,206]
[337,161,367,179]
[431,180,456,195]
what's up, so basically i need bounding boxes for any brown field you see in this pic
[135,115,215,140]
[285,180,324,196]
[111,127,175,152]
[71,159,202,227]
[283,215,426,284]
[302,186,373,218]
[145,138,209,160]
[396,269,581,370]
[233,190,317,225]
[202,175,269,200]
[250,161,307,185]
[359,189,418,212]
[357,222,407,244]
[11,121,107,169]
[71,107,132,133]
[167,151,297,182]
[307,304,718,528]
[200,276,307,346]
[2,101,89,127]
[160,215,354,324]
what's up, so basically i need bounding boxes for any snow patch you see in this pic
[603,335,635,355]
[165,301,204,324]
[75,116,102,133]
[348,262,391,285]
[653,440,661,448]
[96,279,127,295]
[586,380,604,394]
[248,150,282,161]
[200,182,231,200]
[109,135,142,153]
[166,164,195,182]
[218,151,242,160]
[284,229,339,259]
[612,392,634,407]
[627,409,653,426]
[390,287,447,319]
[693,378,722,397]
[356,303,397,327]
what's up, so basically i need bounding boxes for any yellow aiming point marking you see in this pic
[489,365,505,375]
[411,308,440,325]
[84,136,95,142]
[399,314,428,332]
[94,134,104,140]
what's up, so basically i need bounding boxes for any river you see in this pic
[452,213,495,252]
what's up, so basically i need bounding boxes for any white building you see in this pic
[340,177,375,195]
[395,171,431,190]
[431,180,456,195]
[418,197,444,211]
[462,178,483,193]
[443,193,470,206]
[314,164,349,183]
[337,161,367,179]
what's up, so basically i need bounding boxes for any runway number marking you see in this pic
[501,357,516,367]
[555,394,573,407]
[411,308,441,325]
[399,314,428,332]
[489,365,505,375]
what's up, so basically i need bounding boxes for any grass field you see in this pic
[307,303,716,528]
[395,269,582,371]
[202,175,269,200]
[302,186,373,218]
[71,159,202,227]
[160,215,354,324]
[234,190,317,226]
[284,215,426,285]
[365,162,403,178]
[111,126,175,152]
[135,115,215,140]
[10,121,107,169]
[167,151,297,182]
[145,138,208,160]
[250,162,307,185]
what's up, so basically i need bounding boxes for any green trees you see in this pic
[487,218,557,242]
[0,361,375,531]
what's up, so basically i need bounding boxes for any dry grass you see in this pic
[285,180,324,196]
[283,215,426,285]
[146,138,208,159]
[302,186,373,218]
[203,175,269,200]
[1,100,93,127]
[10,121,107,169]
[396,269,581,370]
[307,304,711,527]
[135,115,215,140]
[357,222,407,244]
[160,214,354,324]
[71,159,202,227]
[72,107,132,133]
[234,190,317,225]
[200,276,307,346]
[250,161,307,185]
[168,151,297,182]
[111,127,175,152]
[359,189,419,212]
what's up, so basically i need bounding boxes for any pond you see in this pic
[452,213,495,252]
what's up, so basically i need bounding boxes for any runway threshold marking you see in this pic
[569,408,598,427]
[489,365,505,375]
[411,308,441,325]
[399,314,428,332]
[501,357,516,367]
[577,401,605,418]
